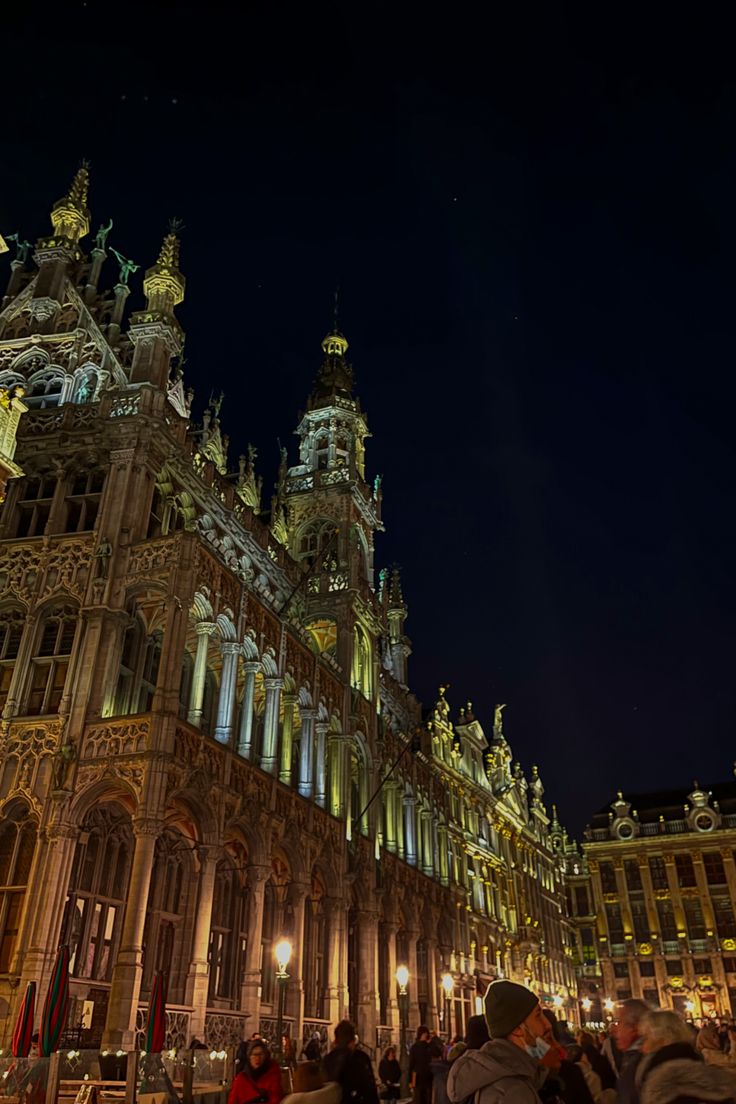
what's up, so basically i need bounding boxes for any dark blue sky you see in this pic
[3,3,735,833]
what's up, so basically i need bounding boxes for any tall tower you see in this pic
[286,326,384,698]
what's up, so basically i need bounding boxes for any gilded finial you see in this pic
[50,163,91,244]
[143,223,185,314]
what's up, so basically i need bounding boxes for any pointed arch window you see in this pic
[24,604,78,715]
[113,619,162,716]
[0,608,26,712]
[62,805,131,980]
[208,858,248,1002]
[303,871,327,1019]
[351,624,372,699]
[0,809,37,972]
[24,372,64,410]
[142,831,194,1003]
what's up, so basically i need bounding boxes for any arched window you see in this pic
[0,810,37,972]
[142,830,194,1003]
[114,621,162,716]
[24,372,64,410]
[351,624,372,699]
[314,433,329,471]
[0,608,25,713]
[260,879,276,1006]
[178,651,194,719]
[201,669,218,736]
[208,857,248,1002]
[297,519,336,567]
[63,805,131,980]
[24,604,77,715]
[61,469,106,533]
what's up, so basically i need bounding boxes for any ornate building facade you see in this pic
[563,780,736,1023]
[0,170,576,1054]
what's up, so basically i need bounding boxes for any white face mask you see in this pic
[524,1036,551,1062]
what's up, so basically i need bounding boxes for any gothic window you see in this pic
[113,620,163,715]
[63,805,131,981]
[24,372,64,409]
[334,434,350,467]
[24,604,77,715]
[351,624,372,699]
[314,433,329,470]
[201,669,218,736]
[60,469,106,533]
[208,858,248,1002]
[260,879,276,1006]
[0,608,25,713]
[178,651,194,719]
[15,474,57,538]
[0,810,37,972]
[143,831,193,1003]
[297,519,336,567]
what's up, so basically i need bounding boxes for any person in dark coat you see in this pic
[379,1047,402,1101]
[465,1016,491,1051]
[304,1033,323,1062]
[636,1010,736,1104]
[576,1032,616,1091]
[611,1001,648,1104]
[322,1020,378,1104]
[409,1025,433,1104]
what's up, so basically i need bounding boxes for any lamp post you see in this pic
[441,973,453,1039]
[396,964,409,1095]
[274,938,292,1065]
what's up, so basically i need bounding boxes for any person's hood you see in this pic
[284,1083,342,1104]
[447,1039,546,1103]
[640,1055,736,1104]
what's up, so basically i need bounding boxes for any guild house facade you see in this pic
[562,781,736,1023]
[0,169,576,1055]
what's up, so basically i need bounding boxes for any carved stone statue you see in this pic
[493,703,507,737]
[109,247,140,285]
[94,537,112,578]
[94,218,113,251]
[6,234,31,264]
[53,740,76,790]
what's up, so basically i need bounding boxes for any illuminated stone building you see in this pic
[0,170,575,1054]
[570,779,736,1021]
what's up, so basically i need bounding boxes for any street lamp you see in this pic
[603,998,614,1016]
[581,997,592,1017]
[396,965,410,1094]
[441,973,454,1038]
[274,938,292,1065]
[553,994,563,1009]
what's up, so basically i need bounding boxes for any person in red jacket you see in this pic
[228,1039,285,1104]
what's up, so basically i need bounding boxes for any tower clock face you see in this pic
[694,812,714,832]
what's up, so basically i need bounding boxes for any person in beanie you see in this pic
[447,980,557,1104]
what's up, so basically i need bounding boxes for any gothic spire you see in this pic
[49,163,91,245]
[142,223,185,317]
[309,326,354,410]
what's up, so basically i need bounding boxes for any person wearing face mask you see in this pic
[447,980,561,1104]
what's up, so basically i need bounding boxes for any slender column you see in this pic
[237,661,259,758]
[103,819,161,1048]
[396,788,405,860]
[260,677,283,774]
[241,866,272,1027]
[421,813,434,877]
[185,850,218,1038]
[663,853,687,937]
[279,694,296,784]
[385,783,397,854]
[214,642,240,744]
[298,710,316,799]
[404,796,417,866]
[289,882,309,1044]
[16,822,77,1000]
[425,937,439,1032]
[385,922,399,1029]
[324,897,348,1025]
[406,929,420,1026]
[315,722,328,808]
[356,910,379,1044]
[188,622,216,726]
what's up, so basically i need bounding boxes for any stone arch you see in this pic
[164,790,218,849]
[68,776,139,823]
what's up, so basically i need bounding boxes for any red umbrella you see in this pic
[144,971,167,1053]
[11,981,36,1057]
[39,946,69,1056]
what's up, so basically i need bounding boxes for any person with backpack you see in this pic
[322,1020,378,1104]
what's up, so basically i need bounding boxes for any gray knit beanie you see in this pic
[484,980,538,1038]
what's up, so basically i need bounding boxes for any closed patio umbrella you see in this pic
[39,945,69,1056]
[11,981,36,1057]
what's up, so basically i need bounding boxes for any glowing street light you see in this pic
[685,1000,695,1013]
[603,998,614,1013]
[396,966,410,1093]
[441,972,454,1037]
[274,938,292,1065]
[396,964,409,995]
[581,998,592,1013]
[553,994,563,1008]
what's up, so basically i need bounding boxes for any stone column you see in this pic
[328,733,346,819]
[403,797,417,866]
[323,897,348,1025]
[237,661,259,758]
[241,865,271,1027]
[288,882,309,1045]
[103,819,160,1048]
[16,821,78,997]
[188,622,216,727]
[298,709,316,799]
[406,929,420,1026]
[315,722,329,809]
[637,854,661,940]
[185,850,218,1040]
[279,694,296,785]
[424,937,440,1032]
[421,813,434,878]
[663,853,687,938]
[692,855,716,935]
[214,642,240,744]
[356,910,379,1046]
[396,789,405,860]
[385,922,399,1029]
[260,678,283,774]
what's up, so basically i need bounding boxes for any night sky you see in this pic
[2,4,735,834]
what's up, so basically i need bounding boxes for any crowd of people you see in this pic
[226,986,736,1104]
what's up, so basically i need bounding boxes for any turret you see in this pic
[386,565,411,684]
[32,165,91,316]
[129,225,185,388]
